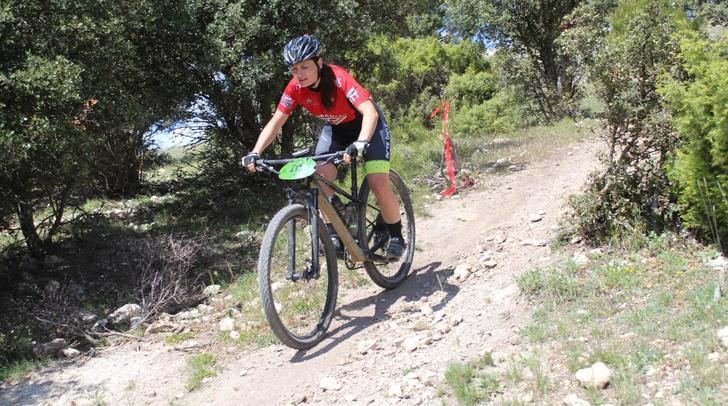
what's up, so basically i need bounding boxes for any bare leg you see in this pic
[316,163,339,224]
[366,173,400,224]
[316,163,338,197]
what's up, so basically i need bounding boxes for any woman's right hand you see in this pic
[242,152,260,172]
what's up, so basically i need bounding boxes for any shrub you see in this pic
[450,90,525,140]
[662,32,728,249]
[568,0,685,244]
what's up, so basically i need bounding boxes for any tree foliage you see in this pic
[662,31,728,249]
[186,0,442,174]
[1,0,209,256]
[445,0,609,122]
[359,36,490,119]
[569,0,686,243]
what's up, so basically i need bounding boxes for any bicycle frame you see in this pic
[259,153,369,280]
[314,171,366,263]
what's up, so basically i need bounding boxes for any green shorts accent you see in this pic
[364,160,390,175]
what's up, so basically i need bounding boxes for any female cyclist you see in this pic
[243,35,404,260]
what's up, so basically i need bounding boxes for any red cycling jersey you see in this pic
[276,64,371,126]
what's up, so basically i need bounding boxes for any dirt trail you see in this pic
[0,137,601,406]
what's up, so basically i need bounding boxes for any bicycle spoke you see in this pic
[258,205,338,349]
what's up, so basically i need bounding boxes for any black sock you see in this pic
[387,221,403,239]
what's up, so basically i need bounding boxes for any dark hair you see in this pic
[318,62,336,110]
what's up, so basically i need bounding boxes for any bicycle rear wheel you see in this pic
[357,169,415,289]
[258,204,338,349]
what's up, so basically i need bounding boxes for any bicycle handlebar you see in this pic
[253,151,346,174]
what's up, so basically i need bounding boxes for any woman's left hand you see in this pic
[343,140,368,164]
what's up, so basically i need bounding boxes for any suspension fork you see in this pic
[307,188,321,279]
[284,188,321,280]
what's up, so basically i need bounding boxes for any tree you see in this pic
[184,0,446,203]
[663,31,728,249]
[569,0,686,243]
[0,0,209,256]
[445,0,615,121]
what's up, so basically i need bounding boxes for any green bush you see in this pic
[568,0,684,244]
[662,32,728,249]
[450,90,525,140]
[444,69,497,106]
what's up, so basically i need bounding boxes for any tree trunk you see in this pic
[16,201,45,258]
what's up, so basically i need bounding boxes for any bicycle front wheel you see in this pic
[358,169,416,289]
[258,204,338,349]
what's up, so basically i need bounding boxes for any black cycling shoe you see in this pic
[385,236,405,261]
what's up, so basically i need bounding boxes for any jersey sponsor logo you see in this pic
[317,113,348,125]
[280,94,294,109]
[346,88,360,104]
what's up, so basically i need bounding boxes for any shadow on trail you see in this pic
[289,260,459,362]
[0,366,104,406]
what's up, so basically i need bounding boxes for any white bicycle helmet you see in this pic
[283,35,322,65]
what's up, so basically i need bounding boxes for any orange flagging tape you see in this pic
[429,101,456,197]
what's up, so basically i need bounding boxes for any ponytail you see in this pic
[318,63,336,110]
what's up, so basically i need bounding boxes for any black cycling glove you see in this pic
[242,152,260,167]
[345,140,368,158]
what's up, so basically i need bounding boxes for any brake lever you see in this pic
[328,151,346,167]
[257,161,279,175]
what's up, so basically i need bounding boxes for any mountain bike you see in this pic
[252,150,415,349]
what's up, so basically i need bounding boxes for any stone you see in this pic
[77,310,98,325]
[706,256,727,270]
[522,239,548,247]
[419,304,433,315]
[175,309,200,320]
[219,317,235,332]
[44,280,61,294]
[453,263,471,282]
[563,393,591,406]
[717,326,728,349]
[33,338,68,357]
[130,317,144,329]
[357,339,378,355]
[575,362,612,389]
[450,315,463,326]
[61,347,81,358]
[573,252,589,266]
[229,331,240,340]
[387,383,404,398]
[175,340,201,351]
[91,318,108,332]
[145,322,177,335]
[403,337,419,352]
[203,284,222,297]
[645,366,658,377]
[319,377,341,391]
[108,303,143,325]
[529,214,543,222]
[411,320,433,332]
[482,260,498,269]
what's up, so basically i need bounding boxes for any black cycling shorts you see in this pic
[314,103,391,174]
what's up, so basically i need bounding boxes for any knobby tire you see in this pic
[258,204,338,349]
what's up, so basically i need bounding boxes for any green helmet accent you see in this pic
[278,158,316,180]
